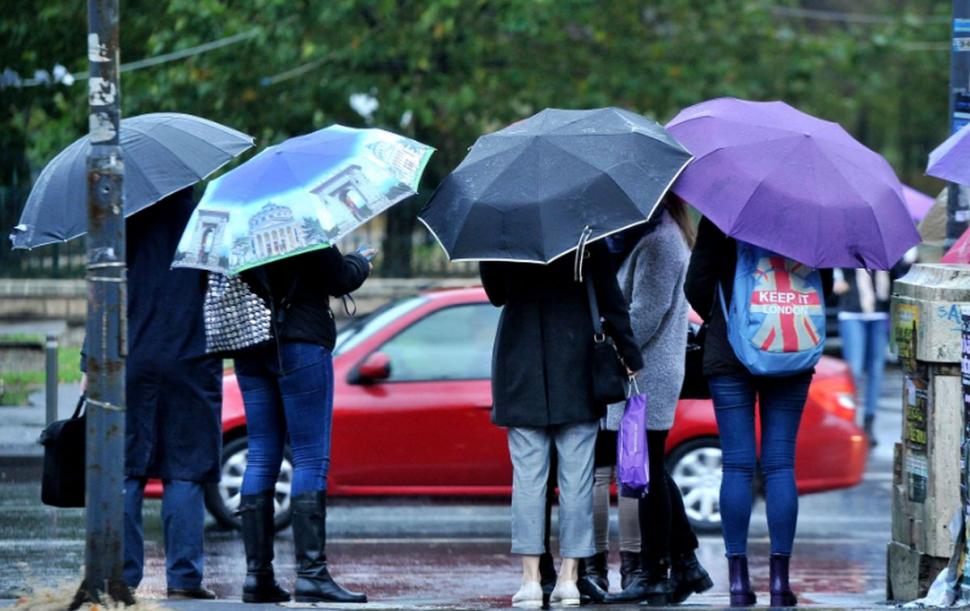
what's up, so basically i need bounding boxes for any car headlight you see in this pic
[836,393,856,411]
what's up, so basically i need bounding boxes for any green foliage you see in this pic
[0,342,82,406]
[0,0,953,276]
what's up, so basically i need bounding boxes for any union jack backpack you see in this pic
[718,242,826,377]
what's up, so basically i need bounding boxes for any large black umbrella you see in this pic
[418,107,692,263]
[10,113,254,249]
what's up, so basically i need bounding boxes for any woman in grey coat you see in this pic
[481,241,642,608]
[604,196,713,606]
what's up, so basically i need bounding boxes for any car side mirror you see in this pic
[353,352,391,384]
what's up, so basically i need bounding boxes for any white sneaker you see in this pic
[550,580,581,606]
[511,580,544,608]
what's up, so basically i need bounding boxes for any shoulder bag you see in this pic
[585,275,630,405]
[39,394,86,508]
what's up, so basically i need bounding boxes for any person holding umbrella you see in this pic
[174,125,432,604]
[232,243,374,604]
[602,194,712,606]
[669,98,919,607]
[13,114,255,599]
[480,242,643,608]
[421,107,692,608]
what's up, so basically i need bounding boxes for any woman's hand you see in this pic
[356,246,378,270]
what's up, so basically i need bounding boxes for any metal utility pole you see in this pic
[948,1,970,245]
[72,0,131,607]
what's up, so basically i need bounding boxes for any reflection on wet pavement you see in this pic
[0,370,902,608]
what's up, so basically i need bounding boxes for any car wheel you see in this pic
[204,436,293,532]
[668,437,723,534]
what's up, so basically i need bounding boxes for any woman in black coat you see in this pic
[480,241,643,608]
[234,245,372,605]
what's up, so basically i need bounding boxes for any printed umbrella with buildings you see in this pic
[172,125,433,274]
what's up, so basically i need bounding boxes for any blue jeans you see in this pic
[839,317,889,418]
[124,477,205,589]
[235,342,335,497]
[708,373,812,557]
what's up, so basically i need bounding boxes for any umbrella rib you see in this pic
[539,137,667,211]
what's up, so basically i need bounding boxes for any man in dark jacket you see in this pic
[83,188,222,598]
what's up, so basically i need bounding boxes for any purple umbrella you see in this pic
[902,185,933,223]
[666,98,919,270]
[927,123,970,185]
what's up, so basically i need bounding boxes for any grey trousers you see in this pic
[508,422,598,558]
[592,465,642,553]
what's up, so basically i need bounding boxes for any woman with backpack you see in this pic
[600,195,712,606]
[685,217,832,608]
[234,245,374,604]
[480,242,643,608]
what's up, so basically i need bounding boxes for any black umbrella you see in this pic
[11,113,254,249]
[418,107,692,263]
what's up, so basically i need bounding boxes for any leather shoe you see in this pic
[167,586,217,600]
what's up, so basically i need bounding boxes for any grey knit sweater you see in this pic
[605,211,690,431]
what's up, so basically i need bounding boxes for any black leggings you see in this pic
[639,429,699,569]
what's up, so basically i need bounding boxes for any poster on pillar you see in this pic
[171,125,434,275]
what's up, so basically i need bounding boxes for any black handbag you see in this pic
[39,395,86,508]
[585,276,630,405]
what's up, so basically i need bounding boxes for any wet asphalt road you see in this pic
[0,370,902,609]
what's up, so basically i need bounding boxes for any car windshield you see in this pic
[333,295,428,355]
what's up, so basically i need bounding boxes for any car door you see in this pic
[334,301,511,492]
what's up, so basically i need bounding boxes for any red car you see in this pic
[148,288,868,532]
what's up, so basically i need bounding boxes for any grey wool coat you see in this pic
[480,242,644,429]
[606,211,690,431]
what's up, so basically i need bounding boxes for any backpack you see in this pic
[718,242,826,377]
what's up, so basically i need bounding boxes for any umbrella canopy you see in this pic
[418,107,693,263]
[902,185,934,223]
[10,113,254,249]
[172,125,433,274]
[667,98,919,270]
[927,123,970,185]
[941,225,970,263]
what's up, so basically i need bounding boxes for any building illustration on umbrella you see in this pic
[177,209,230,269]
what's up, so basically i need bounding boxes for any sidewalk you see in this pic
[0,382,82,461]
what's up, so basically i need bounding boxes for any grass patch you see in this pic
[0,343,83,406]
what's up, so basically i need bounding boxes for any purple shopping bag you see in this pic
[617,381,649,498]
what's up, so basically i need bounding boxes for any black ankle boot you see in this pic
[585,551,610,592]
[864,414,878,448]
[238,492,290,604]
[670,550,714,603]
[770,554,797,607]
[577,551,609,603]
[619,550,641,590]
[604,560,672,606]
[291,492,367,603]
[728,555,756,607]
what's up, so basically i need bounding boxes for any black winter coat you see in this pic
[241,246,370,349]
[84,189,223,482]
[685,217,833,378]
[480,242,644,428]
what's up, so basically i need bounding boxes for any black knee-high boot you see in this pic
[291,491,367,603]
[238,492,291,604]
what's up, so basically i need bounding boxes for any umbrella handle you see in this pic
[574,225,593,282]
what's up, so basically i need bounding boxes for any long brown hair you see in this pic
[665,193,696,249]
